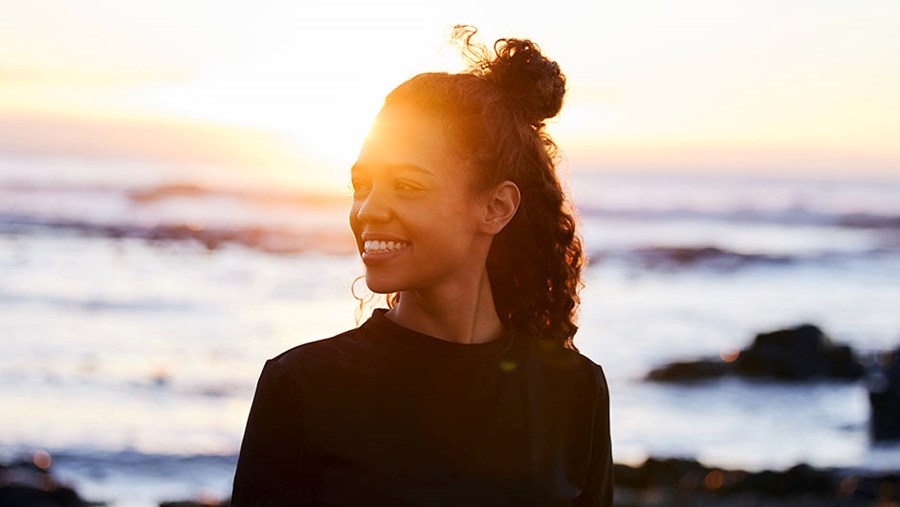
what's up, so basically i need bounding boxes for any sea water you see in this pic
[1,154,898,506]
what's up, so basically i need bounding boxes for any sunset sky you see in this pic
[2,0,898,190]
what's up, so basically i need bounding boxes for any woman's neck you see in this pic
[385,269,504,345]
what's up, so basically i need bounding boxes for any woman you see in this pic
[231,26,613,506]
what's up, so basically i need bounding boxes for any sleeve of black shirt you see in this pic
[573,364,614,507]
[231,358,314,506]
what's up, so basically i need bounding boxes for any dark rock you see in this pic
[588,245,796,272]
[160,501,230,507]
[0,212,346,255]
[869,345,900,441]
[739,463,834,496]
[0,458,96,507]
[645,360,730,382]
[614,457,706,490]
[852,473,900,502]
[0,485,88,507]
[735,324,865,380]
[646,324,865,383]
[614,457,900,506]
[634,246,794,271]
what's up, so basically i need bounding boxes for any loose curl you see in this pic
[366,26,584,352]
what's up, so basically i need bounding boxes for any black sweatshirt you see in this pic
[231,308,613,506]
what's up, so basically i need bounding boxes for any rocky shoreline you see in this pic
[2,453,899,507]
[646,323,900,443]
[614,457,899,507]
[646,324,866,383]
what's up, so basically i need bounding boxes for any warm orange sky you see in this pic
[2,1,898,189]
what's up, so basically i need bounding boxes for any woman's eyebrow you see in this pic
[352,163,434,177]
[350,163,366,177]
[386,163,434,176]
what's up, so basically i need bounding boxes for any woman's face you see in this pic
[349,106,490,295]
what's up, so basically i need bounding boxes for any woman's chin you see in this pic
[364,276,403,295]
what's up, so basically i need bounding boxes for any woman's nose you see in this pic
[356,186,392,223]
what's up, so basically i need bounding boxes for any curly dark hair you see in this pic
[368,25,584,352]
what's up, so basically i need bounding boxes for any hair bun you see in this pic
[483,38,566,126]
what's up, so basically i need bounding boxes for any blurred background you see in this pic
[1,1,898,505]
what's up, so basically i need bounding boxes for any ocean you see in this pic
[1,153,898,506]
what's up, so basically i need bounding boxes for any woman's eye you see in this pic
[395,180,423,192]
[351,180,371,196]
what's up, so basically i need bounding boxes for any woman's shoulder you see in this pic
[522,333,609,392]
[265,325,374,380]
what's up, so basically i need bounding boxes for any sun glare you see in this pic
[137,56,391,165]
[110,3,473,192]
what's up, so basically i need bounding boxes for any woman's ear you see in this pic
[480,180,521,235]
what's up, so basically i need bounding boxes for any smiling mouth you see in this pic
[363,240,410,255]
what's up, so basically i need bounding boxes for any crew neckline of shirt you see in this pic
[363,308,514,362]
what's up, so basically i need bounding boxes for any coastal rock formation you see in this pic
[0,212,352,256]
[0,456,92,507]
[735,324,864,380]
[647,324,865,382]
[4,453,899,507]
[614,457,900,507]
[869,345,900,441]
[160,501,230,507]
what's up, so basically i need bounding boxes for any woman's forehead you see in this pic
[357,107,456,169]
[369,106,443,141]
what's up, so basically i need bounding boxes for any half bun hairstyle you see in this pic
[377,25,585,351]
[479,36,567,129]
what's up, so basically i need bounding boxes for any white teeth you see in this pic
[364,239,409,254]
